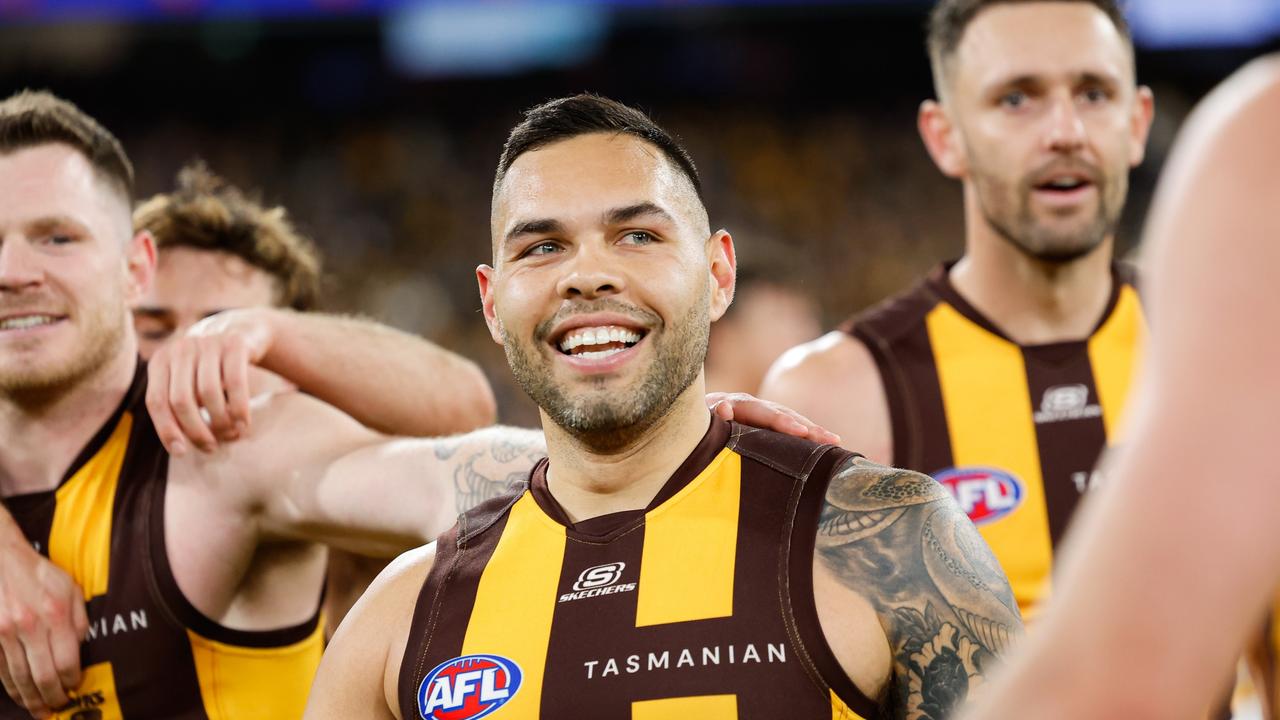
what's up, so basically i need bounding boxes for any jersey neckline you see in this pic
[528,415,732,541]
[926,259,1132,353]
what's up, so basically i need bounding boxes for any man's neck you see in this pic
[541,378,713,523]
[0,349,137,497]
[952,221,1116,346]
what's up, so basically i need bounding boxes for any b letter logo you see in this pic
[572,562,626,592]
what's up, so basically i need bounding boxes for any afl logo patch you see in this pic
[418,654,522,720]
[935,467,1024,525]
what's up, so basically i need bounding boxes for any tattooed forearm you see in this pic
[429,426,548,514]
[818,458,1022,720]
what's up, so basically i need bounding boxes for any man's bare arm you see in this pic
[304,545,435,720]
[148,308,496,453]
[760,332,892,463]
[960,56,1280,720]
[816,457,1022,719]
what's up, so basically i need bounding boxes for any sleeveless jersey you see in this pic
[845,262,1145,616]
[398,417,880,720]
[0,365,324,720]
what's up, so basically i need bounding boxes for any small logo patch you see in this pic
[1034,383,1102,424]
[418,654,521,720]
[559,562,636,603]
[935,467,1024,525]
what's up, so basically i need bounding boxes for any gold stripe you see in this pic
[187,623,324,720]
[831,689,868,720]
[461,493,566,717]
[926,304,1051,614]
[1088,285,1146,443]
[632,694,737,719]
[54,662,123,720]
[636,448,740,627]
[49,413,132,600]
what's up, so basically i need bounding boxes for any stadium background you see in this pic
[1,0,1276,425]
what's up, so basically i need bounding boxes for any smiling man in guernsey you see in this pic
[305,94,1022,720]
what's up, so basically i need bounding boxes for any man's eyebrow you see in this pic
[25,215,89,235]
[504,218,565,246]
[132,307,174,320]
[604,202,674,226]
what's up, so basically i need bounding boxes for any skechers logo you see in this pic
[1034,383,1102,424]
[417,654,521,720]
[559,562,636,603]
[936,467,1024,525]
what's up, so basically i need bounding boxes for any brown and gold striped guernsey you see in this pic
[0,364,323,720]
[399,417,879,720]
[844,261,1145,618]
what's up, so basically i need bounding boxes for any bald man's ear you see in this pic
[708,230,736,322]
[476,264,505,345]
[125,230,157,305]
[919,99,968,179]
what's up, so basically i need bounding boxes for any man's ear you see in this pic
[1129,85,1157,167]
[919,99,968,179]
[476,264,504,345]
[124,230,157,304]
[707,230,737,323]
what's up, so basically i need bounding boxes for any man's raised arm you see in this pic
[147,308,497,454]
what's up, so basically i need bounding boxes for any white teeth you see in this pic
[576,347,626,360]
[0,315,57,330]
[557,325,643,353]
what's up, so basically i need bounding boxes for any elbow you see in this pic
[458,361,497,428]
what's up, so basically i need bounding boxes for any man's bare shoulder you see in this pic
[761,332,890,463]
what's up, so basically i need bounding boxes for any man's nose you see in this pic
[0,238,44,291]
[556,242,625,300]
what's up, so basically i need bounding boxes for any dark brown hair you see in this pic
[0,89,134,201]
[134,162,322,311]
[494,93,703,203]
[928,0,1133,93]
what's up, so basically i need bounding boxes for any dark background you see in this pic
[3,0,1275,423]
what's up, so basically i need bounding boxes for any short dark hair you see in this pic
[494,93,703,203]
[134,161,322,311]
[928,0,1133,93]
[0,89,134,202]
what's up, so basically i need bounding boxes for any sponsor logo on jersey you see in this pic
[559,562,636,603]
[417,654,521,720]
[935,467,1024,525]
[1033,383,1102,424]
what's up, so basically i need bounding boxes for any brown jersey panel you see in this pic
[845,273,954,473]
[1020,347,1109,546]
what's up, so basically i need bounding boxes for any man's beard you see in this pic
[973,158,1125,264]
[503,294,710,453]
[0,300,127,403]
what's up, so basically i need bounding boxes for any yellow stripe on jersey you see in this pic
[636,448,740,627]
[49,413,132,601]
[632,694,737,719]
[187,623,324,720]
[462,493,567,717]
[831,689,869,719]
[54,662,123,720]
[1089,285,1146,443]
[926,304,1051,615]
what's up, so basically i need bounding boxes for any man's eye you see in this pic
[1081,87,1109,104]
[523,241,560,257]
[999,91,1028,109]
[620,231,655,246]
[42,234,75,246]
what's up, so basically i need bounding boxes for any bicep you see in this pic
[815,459,1022,718]
[760,333,891,463]
[304,546,435,720]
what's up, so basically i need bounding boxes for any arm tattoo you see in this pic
[436,427,548,514]
[817,457,1022,720]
